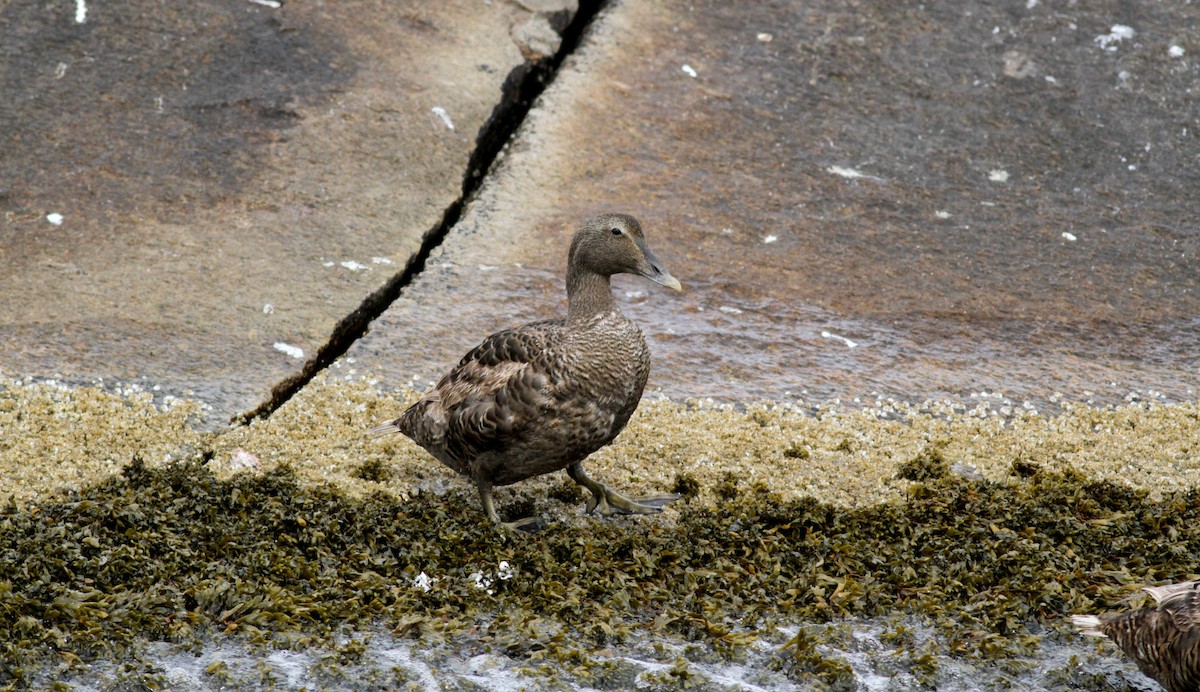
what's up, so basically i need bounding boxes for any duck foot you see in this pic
[567,463,681,517]
[500,516,546,532]
[478,480,545,532]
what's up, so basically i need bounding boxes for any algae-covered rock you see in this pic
[2,449,1199,687]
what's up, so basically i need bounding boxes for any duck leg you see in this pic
[567,463,680,517]
[476,479,543,532]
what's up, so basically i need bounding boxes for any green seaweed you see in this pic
[774,628,856,690]
[353,458,394,484]
[1,454,1199,687]
[671,473,701,499]
[896,445,951,482]
[783,443,810,460]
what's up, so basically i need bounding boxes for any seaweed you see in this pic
[783,443,809,460]
[1,454,1199,687]
[896,445,951,482]
[774,628,857,690]
[353,458,393,484]
[671,473,701,499]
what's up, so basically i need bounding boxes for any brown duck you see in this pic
[370,214,682,529]
[1073,579,1200,692]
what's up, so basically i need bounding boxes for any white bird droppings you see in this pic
[273,343,304,359]
[411,572,437,593]
[762,235,778,244]
[340,260,368,272]
[262,304,274,315]
[827,165,866,179]
[431,106,455,131]
[470,571,494,594]
[681,64,698,78]
[757,32,773,42]
[821,331,858,349]
[1169,45,1185,58]
[46,213,64,225]
[74,0,86,23]
[935,210,952,219]
[248,0,282,7]
[1062,232,1078,242]
[371,257,393,265]
[988,169,1009,182]
[1094,25,1134,51]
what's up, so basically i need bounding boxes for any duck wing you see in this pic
[438,320,566,460]
[379,320,565,461]
[1146,580,1200,631]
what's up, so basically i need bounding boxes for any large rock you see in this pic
[0,0,576,423]
[349,0,1199,407]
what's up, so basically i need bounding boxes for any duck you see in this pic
[370,213,682,529]
[1072,579,1200,692]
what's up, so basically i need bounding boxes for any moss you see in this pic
[1042,654,1145,691]
[548,478,585,504]
[714,473,739,502]
[896,445,950,482]
[582,656,643,689]
[671,473,701,498]
[354,458,393,483]
[783,443,810,460]
[1011,458,1041,478]
[205,660,232,685]
[2,453,1200,685]
[774,628,857,690]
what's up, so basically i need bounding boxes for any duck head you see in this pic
[569,213,682,291]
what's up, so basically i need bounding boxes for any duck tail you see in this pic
[1071,614,1107,637]
[1143,580,1200,606]
[368,420,402,437]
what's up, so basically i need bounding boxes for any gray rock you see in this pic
[512,15,562,60]
[350,0,1200,409]
[0,0,576,424]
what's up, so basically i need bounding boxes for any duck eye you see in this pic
[611,227,622,236]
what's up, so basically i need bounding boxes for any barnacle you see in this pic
[2,376,1199,686]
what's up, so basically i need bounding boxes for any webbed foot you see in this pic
[478,480,545,532]
[500,515,546,532]
[567,463,681,517]
[586,489,681,516]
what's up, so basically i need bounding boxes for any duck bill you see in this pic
[638,241,683,292]
[651,269,683,292]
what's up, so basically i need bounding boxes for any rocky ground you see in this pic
[2,0,1197,689]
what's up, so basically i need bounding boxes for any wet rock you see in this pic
[0,0,575,424]
[349,0,1199,410]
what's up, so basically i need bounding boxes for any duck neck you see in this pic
[566,267,616,323]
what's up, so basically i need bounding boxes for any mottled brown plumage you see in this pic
[1073,579,1200,692]
[370,214,682,528]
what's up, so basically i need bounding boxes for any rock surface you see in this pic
[349,0,1199,409]
[2,0,1197,417]
[0,0,575,422]
[1,3,1197,687]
